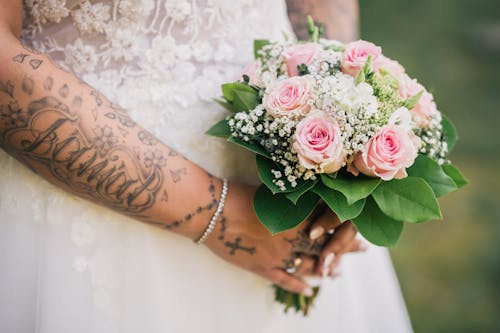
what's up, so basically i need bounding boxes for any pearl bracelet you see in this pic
[195,178,228,245]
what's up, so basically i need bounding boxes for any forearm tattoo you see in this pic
[161,173,217,229]
[0,49,181,219]
[286,0,359,42]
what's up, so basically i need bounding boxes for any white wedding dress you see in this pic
[0,1,413,332]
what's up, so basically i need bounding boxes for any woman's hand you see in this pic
[309,209,366,277]
[204,182,363,295]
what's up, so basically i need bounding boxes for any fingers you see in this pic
[309,209,342,240]
[316,221,357,275]
[294,255,316,276]
[269,269,313,296]
[344,238,368,254]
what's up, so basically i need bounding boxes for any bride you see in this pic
[0,0,412,332]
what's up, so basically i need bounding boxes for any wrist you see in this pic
[194,178,228,244]
[181,176,224,240]
[204,182,262,249]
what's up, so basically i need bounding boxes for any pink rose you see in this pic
[398,75,422,99]
[240,61,260,86]
[350,125,419,181]
[263,76,315,118]
[377,55,405,80]
[283,43,319,77]
[293,112,345,173]
[398,76,438,127]
[341,40,382,77]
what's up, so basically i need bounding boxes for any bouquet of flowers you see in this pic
[207,17,467,314]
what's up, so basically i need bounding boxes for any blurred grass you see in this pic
[358,0,500,331]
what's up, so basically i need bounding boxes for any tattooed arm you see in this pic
[286,0,359,42]
[0,1,363,295]
[0,42,219,240]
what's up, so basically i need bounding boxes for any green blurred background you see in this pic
[358,0,500,331]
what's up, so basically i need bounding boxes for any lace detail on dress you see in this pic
[23,0,266,77]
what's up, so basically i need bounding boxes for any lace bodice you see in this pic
[21,0,292,181]
[23,0,288,76]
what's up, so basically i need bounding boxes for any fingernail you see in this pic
[302,287,314,297]
[360,240,369,252]
[322,253,335,278]
[327,228,335,235]
[309,226,325,240]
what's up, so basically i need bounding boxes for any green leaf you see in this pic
[321,174,381,205]
[254,185,320,234]
[254,39,270,59]
[284,179,318,204]
[355,68,365,85]
[441,114,458,153]
[221,82,257,103]
[313,183,365,222]
[403,90,424,110]
[407,155,458,197]
[205,119,231,138]
[355,55,373,84]
[227,136,271,158]
[352,197,404,247]
[372,177,442,223]
[442,163,468,188]
[233,89,259,112]
[214,98,237,113]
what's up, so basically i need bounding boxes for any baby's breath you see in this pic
[226,40,447,189]
[415,113,449,164]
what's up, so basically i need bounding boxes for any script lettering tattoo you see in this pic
[0,91,164,215]
[286,0,359,42]
[225,237,256,256]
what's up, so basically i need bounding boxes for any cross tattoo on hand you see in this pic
[225,237,256,256]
